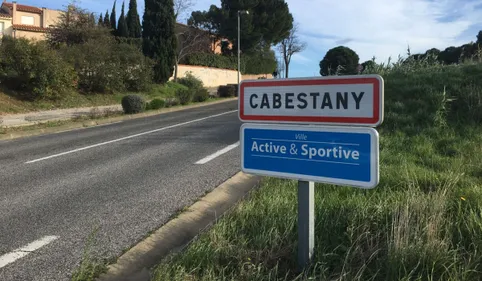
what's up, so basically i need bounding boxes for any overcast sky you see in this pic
[21,0,482,77]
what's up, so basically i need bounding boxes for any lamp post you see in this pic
[238,10,249,90]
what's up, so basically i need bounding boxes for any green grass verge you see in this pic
[150,62,482,280]
[0,82,189,114]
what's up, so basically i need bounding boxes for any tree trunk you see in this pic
[174,60,179,81]
[284,58,289,78]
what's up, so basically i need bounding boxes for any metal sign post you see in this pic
[297,180,314,270]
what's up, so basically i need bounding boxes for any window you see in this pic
[21,16,34,25]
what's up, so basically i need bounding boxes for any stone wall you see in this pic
[171,65,273,87]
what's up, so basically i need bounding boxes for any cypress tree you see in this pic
[104,10,110,27]
[117,2,129,37]
[89,12,95,26]
[98,12,103,26]
[126,0,141,38]
[142,0,176,83]
[110,1,117,30]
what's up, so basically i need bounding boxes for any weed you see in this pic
[71,227,108,281]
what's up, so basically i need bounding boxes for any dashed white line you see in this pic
[26,110,237,164]
[195,142,240,164]
[0,236,59,269]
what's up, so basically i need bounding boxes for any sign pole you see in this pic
[297,180,314,270]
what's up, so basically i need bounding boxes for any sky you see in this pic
[19,0,482,78]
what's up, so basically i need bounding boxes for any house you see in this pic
[175,22,232,55]
[0,1,61,40]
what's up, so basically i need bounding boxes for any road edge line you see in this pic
[0,98,237,141]
[96,171,262,281]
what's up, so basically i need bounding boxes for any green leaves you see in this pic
[142,0,177,83]
[319,46,360,76]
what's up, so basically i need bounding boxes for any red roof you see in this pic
[3,2,42,14]
[12,24,48,32]
[0,9,11,18]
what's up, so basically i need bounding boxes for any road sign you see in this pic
[240,123,379,189]
[239,75,384,126]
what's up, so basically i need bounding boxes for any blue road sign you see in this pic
[241,124,379,188]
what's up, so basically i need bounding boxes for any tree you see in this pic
[89,13,96,26]
[439,46,462,64]
[104,10,110,27]
[126,0,141,38]
[361,59,375,72]
[110,1,117,30]
[143,0,177,83]
[98,12,103,26]
[174,0,195,21]
[117,2,129,37]
[477,31,482,45]
[278,22,306,78]
[190,0,293,52]
[47,4,111,47]
[174,26,210,80]
[188,5,223,53]
[319,46,360,76]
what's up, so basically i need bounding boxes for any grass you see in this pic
[0,81,190,115]
[149,60,482,280]
[71,228,109,281]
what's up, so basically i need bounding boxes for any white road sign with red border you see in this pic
[238,75,384,126]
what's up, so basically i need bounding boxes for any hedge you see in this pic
[182,52,277,75]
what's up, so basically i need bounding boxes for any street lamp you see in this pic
[238,10,249,91]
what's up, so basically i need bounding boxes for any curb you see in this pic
[97,171,261,281]
[0,98,237,141]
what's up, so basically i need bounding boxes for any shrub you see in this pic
[149,98,165,109]
[183,51,277,74]
[0,37,77,101]
[121,95,146,114]
[176,88,193,105]
[193,88,210,102]
[217,85,236,98]
[177,72,204,90]
[59,36,152,94]
[148,82,187,99]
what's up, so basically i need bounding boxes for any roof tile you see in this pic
[12,24,48,32]
[3,2,42,14]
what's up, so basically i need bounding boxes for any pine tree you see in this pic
[98,12,103,26]
[110,0,117,30]
[142,0,176,83]
[117,2,129,37]
[126,0,141,38]
[104,10,110,27]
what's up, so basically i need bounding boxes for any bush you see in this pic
[149,82,188,99]
[193,88,210,102]
[177,72,204,90]
[149,98,165,109]
[59,36,152,94]
[183,51,277,75]
[0,37,77,101]
[121,95,146,114]
[176,88,194,105]
[217,85,236,98]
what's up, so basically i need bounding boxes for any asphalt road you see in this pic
[0,100,241,281]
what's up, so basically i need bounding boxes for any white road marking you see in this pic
[195,142,240,164]
[26,110,238,164]
[0,236,59,269]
